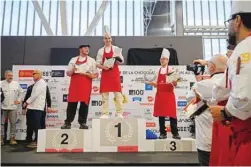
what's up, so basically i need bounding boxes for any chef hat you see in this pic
[161,48,170,60]
[231,1,251,15]
[104,25,110,34]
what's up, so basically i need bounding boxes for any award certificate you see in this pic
[103,58,116,68]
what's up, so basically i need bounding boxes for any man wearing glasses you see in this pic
[187,55,228,166]
[23,70,47,148]
[209,1,251,165]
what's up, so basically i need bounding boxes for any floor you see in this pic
[1,142,199,166]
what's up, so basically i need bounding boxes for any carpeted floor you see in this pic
[1,143,199,166]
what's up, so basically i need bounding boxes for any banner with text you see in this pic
[12,65,196,140]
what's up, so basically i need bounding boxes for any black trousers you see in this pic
[159,117,179,135]
[65,102,89,125]
[40,111,46,129]
[26,110,42,142]
[197,149,210,166]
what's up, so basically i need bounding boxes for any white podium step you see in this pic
[145,138,196,152]
[92,118,146,152]
[37,128,91,152]
[37,119,196,153]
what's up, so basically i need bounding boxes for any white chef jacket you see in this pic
[224,36,251,120]
[186,73,225,152]
[26,79,47,111]
[212,66,231,102]
[96,45,124,65]
[1,80,23,110]
[68,55,98,74]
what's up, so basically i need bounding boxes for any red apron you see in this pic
[230,118,251,166]
[153,67,176,118]
[67,56,92,105]
[100,46,121,93]
[210,100,233,166]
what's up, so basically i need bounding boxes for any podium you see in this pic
[37,129,92,152]
[152,138,196,152]
[37,118,196,153]
[91,118,148,152]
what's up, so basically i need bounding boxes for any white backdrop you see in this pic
[11,65,196,140]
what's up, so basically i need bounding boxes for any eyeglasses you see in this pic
[224,14,238,28]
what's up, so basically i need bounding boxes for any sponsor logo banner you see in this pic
[51,70,65,77]
[18,70,33,77]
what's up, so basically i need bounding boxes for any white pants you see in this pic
[102,92,123,115]
[1,109,17,138]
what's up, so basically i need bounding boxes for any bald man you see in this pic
[23,70,47,148]
[187,54,228,166]
[96,33,124,119]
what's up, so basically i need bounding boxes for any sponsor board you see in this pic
[12,65,195,140]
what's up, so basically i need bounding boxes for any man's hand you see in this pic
[102,66,110,70]
[195,75,203,82]
[73,67,77,72]
[14,101,20,105]
[193,89,201,101]
[47,107,57,113]
[85,73,98,79]
[148,81,157,88]
[66,70,74,76]
[193,59,208,66]
[172,81,177,86]
[209,105,224,121]
[23,102,28,108]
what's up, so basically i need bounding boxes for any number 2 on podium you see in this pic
[114,123,121,137]
[61,133,69,144]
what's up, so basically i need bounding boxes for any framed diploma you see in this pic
[182,99,208,119]
[74,64,89,74]
[103,58,116,68]
[114,47,122,57]
[166,72,179,83]
[143,73,157,84]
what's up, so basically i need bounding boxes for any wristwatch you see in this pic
[220,107,232,122]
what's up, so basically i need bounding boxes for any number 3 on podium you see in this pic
[170,141,177,151]
[61,133,69,145]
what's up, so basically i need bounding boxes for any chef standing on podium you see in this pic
[96,33,124,119]
[61,45,98,129]
[209,1,251,165]
[148,48,181,139]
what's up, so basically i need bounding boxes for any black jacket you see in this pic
[1,88,4,103]
[23,84,51,109]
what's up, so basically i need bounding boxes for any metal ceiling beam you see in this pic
[175,1,184,36]
[31,0,54,35]
[60,0,68,36]
[84,0,110,36]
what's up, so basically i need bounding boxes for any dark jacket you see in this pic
[1,88,4,103]
[23,84,51,109]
